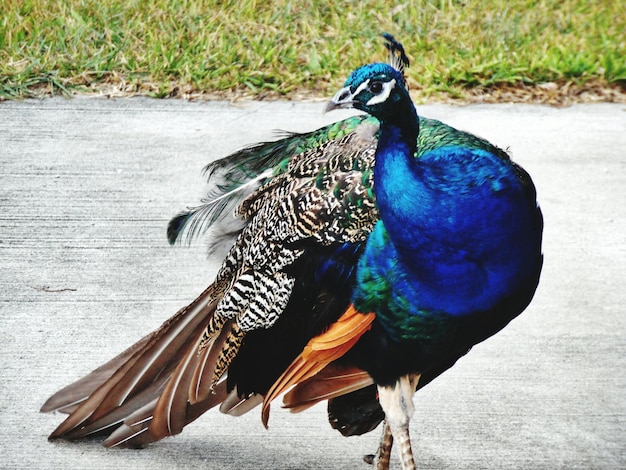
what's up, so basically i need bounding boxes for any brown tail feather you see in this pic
[45,284,220,442]
[48,353,155,439]
[62,379,167,440]
[149,329,204,439]
[90,284,219,419]
[282,363,373,413]
[183,378,233,425]
[40,334,153,414]
[104,379,231,448]
[104,398,159,448]
[149,318,235,440]
[219,388,263,416]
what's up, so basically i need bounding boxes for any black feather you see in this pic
[167,211,192,245]
[328,385,384,437]
[227,242,364,397]
[382,33,410,76]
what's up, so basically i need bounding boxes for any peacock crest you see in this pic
[382,33,410,85]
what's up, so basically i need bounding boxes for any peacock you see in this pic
[41,35,543,469]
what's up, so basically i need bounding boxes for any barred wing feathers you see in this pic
[43,115,382,447]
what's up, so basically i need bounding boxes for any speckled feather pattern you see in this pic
[199,120,380,381]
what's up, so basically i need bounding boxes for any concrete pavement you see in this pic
[0,98,624,469]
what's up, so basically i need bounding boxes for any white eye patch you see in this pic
[352,79,371,98]
[365,78,396,106]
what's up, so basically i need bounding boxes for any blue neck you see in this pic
[374,122,421,248]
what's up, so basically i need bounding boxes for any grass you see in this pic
[1,0,624,103]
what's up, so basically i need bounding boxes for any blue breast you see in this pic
[354,141,541,330]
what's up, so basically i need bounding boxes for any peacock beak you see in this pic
[325,86,356,113]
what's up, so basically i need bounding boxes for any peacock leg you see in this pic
[375,420,393,470]
[376,374,421,470]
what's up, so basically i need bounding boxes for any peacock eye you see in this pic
[369,81,383,94]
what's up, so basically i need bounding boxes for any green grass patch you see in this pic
[1,0,624,102]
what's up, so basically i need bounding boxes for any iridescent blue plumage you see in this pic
[358,143,540,318]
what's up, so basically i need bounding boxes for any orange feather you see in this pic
[261,305,375,427]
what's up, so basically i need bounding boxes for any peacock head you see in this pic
[325,62,414,126]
